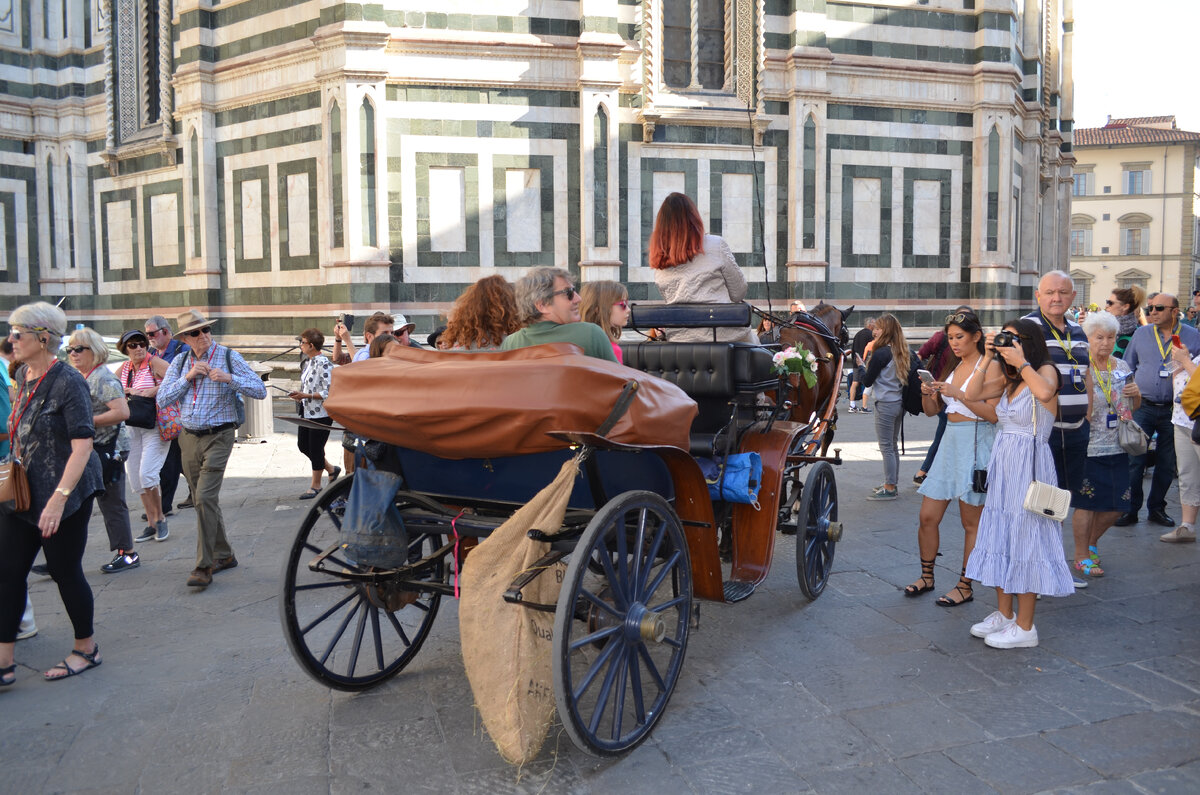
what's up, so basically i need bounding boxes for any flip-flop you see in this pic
[1,663,15,686]
[299,487,321,500]
[44,645,101,681]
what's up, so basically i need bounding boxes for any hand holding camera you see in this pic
[989,330,1027,370]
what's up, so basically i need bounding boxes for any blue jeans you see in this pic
[1128,402,1176,515]
[920,409,948,473]
[874,399,904,485]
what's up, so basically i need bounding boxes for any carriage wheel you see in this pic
[553,491,692,756]
[793,461,840,600]
[280,475,445,691]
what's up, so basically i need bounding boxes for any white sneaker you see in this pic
[970,610,1015,638]
[17,619,37,641]
[984,622,1039,649]
[1160,525,1197,543]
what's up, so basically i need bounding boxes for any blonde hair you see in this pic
[873,314,910,384]
[579,281,628,342]
[67,327,108,364]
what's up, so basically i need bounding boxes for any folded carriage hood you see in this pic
[324,342,698,459]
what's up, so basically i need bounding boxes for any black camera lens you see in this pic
[994,331,1015,347]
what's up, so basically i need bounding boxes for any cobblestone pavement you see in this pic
[5,406,1199,793]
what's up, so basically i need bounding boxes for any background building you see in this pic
[0,0,1075,338]
[1069,115,1200,305]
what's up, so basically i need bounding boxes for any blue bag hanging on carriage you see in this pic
[342,459,409,568]
[703,452,762,508]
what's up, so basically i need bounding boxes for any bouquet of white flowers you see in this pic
[771,344,819,388]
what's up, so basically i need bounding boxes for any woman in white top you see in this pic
[648,192,758,344]
[903,312,1001,606]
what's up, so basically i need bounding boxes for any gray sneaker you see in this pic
[135,525,155,543]
[155,519,169,542]
[866,487,897,501]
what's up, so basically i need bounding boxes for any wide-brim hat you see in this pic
[117,329,149,354]
[394,313,417,334]
[175,309,217,338]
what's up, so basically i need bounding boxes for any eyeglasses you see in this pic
[1147,305,1177,313]
[185,326,212,338]
[943,312,974,324]
[124,340,147,349]
[613,300,628,310]
[67,346,89,354]
[550,287,577,301]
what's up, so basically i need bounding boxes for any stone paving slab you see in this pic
[3,409,1198,793]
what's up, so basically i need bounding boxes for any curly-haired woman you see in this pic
[441,275,522,351]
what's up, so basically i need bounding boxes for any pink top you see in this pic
[611,340,623,364]
[119,360,157,391]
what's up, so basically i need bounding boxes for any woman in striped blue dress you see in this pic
[962,319,1076,649]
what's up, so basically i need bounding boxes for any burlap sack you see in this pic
[459,457,578,765]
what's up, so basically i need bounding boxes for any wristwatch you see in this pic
[54,487,71,497]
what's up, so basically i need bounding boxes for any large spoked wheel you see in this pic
[794,461,840,600]
[553,491,692,756]
[280,475,445,691]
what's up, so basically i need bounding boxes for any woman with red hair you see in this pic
[649,192,757,343]
[440,275,522,351]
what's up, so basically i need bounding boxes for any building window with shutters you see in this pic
[1122,165,1152,195]
[1118,213,1152,256]
[1072,170,1093,197]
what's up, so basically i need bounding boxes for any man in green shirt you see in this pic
[501,267,618,362]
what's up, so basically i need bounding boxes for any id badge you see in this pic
[1072,367,1085,387]
[1159,367,1171,378]
[1106,413,1118,429]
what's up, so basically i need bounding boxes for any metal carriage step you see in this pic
[722,580,757,603]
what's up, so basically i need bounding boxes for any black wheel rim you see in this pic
[280,475,444,691]
[553,491,691,756]
[796,462,838,600]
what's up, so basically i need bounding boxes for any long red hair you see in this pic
[649,192,704,269]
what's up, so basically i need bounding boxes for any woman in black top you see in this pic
[0,302,105,686]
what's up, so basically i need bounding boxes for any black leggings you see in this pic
[0,497,95,643]
[297,417,333,471]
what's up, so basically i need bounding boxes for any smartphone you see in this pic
[269,384,294,393]
[917,369,934,384]
[1172,334,1183,348]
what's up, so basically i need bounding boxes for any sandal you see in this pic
[904,556,936,597]
[0,663,14,687]
[43,644,101,681]
[328,466,342,482]
[936,569,974,607]
[1075,558,1104,578]
[1088,545,1101,565]
[299,487,321,500]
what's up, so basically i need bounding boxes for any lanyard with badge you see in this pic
[1153,322,1180,379]
[1042,310,1086,392]
[1090,353,1129,429]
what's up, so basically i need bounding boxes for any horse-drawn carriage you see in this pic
[279,302,846,758]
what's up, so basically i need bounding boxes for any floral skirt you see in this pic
[1074,452,1132,513]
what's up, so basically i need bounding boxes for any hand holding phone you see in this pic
[917,369,934,384]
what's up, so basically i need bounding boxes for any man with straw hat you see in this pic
[157,310,266,588]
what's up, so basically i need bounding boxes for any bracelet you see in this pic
[1018,362,1031,374]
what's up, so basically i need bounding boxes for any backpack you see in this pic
[183,346,246,425]
[902,359,925,416]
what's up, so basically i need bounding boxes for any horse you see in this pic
[774,302,853,456]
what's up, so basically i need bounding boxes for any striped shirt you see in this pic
[1022,311,1089,428]
[157,342,267,431]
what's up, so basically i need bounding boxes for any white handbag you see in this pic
[1022,394,1072,522]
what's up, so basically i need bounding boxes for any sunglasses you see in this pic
[185,326,212,338]
[1147,305,1176,313]
[9,326,50,341]
[613,300,629,310]
[943,312,974,325]
[124,340,147,349]
[67,345,90,354]
[550,287,577,301]
[1105,299,1117,307]
[152,327,169,335]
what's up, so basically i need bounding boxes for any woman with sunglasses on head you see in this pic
[903,312,1001,606]
[580,281,631,363]
[648,192,758,344]
[1105,285,1146,359]
[67,328,140,573]
[117,329,171,545]
[0,302,106,685]
[960,319,1075,648]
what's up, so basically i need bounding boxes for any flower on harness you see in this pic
[772,344,819,388]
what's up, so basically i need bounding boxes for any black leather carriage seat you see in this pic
[619,341,777,457]
[627,301,753,331]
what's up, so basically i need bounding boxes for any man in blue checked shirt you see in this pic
[157,310,267,588]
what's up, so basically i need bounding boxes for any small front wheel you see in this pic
[553,491,692,756]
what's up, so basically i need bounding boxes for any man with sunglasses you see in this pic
[501,267,618,362]
[1119,293,1200,528]
[145,315,188,516]
[157,310,267,588]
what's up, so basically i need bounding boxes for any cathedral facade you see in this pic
[0,0,1075,336]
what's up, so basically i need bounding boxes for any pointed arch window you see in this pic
[111,0,169,144]
[360,98,377,247]
[329,102,344,248]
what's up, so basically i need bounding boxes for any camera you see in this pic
[994,330,1017,348]
[336,313,356,333]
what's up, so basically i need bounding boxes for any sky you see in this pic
[1070,0,1200,132]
